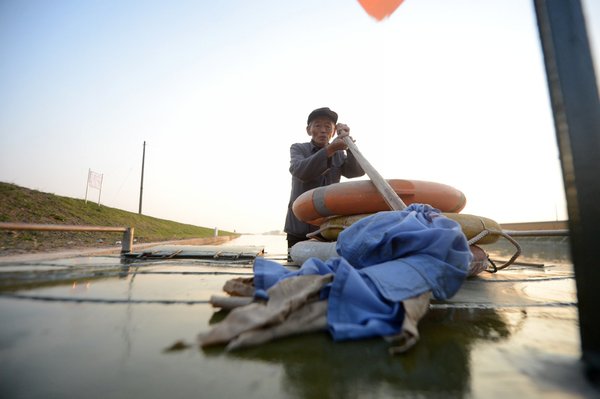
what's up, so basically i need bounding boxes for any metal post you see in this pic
[138,141,146,214]
[121,227,135,254]
[534,0,600,383]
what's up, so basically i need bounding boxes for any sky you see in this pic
[1,0,599,234]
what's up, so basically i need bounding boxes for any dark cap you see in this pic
[307,107,338,125]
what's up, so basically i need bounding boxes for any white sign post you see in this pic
[85,169,104,205]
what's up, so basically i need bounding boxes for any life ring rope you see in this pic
[467,229,522,272]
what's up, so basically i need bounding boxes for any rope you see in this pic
[305,225,332,240]
[468,229,522,272]
[467,229,490,245]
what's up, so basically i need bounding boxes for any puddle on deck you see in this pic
[1,234,598,398]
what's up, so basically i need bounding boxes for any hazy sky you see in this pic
[1,0,599,234]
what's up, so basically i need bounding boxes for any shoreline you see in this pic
[0,236,235,263]
[500,220,568,231]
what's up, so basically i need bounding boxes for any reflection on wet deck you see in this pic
[0,235,598,398]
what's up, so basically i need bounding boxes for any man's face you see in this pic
[307,117,335,148]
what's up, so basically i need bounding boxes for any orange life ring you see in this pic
[292,179,466,225]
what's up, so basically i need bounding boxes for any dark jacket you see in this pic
[284,140,365,237]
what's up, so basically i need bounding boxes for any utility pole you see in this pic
[139,141,146,215]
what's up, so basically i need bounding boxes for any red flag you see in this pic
[357,0,405,21]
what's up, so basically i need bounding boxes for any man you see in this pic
[284,107,365,256]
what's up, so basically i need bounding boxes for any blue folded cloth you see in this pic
[254,203,471,341]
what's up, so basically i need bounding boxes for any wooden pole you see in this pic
[342,137,406,211]
[85,168,90,204]
[97,173,103,206]
[138,141,146,214]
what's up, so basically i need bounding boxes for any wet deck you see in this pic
[1,235,598,398]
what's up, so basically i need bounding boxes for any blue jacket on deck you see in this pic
[254,204,472,341]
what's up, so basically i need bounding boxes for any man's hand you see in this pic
[326,123,353,156]
[336,123,350,138]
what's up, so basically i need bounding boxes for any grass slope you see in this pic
[0,182,237,255]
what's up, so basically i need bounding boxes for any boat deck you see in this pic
[0,235,598,398]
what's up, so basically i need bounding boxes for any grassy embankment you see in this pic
[0,182,238,255]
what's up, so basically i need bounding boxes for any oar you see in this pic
[342,136,407,211]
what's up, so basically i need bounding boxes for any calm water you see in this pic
[228,234,288,257]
